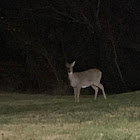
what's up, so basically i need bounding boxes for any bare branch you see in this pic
[41,47,60,83]
[107,20,126,87]
[81,13,94,34]
[110,39,126,86]
[95,0,101,31]
[51,6,76,21]
[96,0,101,18]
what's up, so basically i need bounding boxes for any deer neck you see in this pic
[68,71,73,76]
[68,72,77,87]
[68,72,75,80]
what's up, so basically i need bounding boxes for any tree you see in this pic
[0,0,136,92]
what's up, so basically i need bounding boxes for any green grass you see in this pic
[0,91,140,140]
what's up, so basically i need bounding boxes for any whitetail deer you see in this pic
[66,61,106,102]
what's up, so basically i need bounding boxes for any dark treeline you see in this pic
[0,0,139,93]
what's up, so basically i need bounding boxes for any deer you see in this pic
[66,61,106,102]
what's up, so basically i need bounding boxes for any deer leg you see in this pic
[91,85,99,100]
[77,87,81,103]
[98,83,107,99]
[74,87,81,103]
[74,88,77,102]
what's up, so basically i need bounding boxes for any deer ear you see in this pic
[71,61,75,67]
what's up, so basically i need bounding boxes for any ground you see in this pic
[0,91,140,140]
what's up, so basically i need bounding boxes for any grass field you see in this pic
[0,91,140,140]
